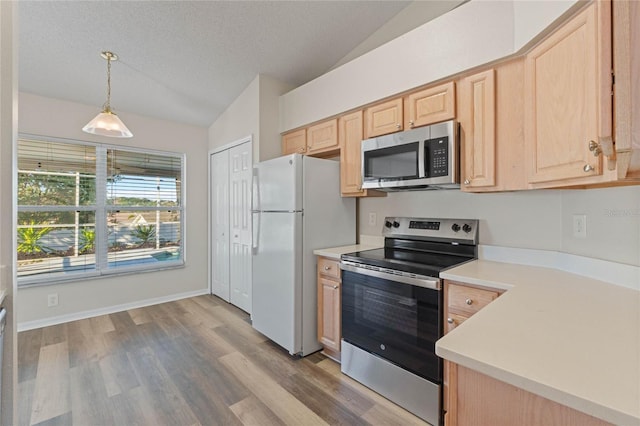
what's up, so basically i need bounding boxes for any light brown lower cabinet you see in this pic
[317,256,341,360]
[447,364,612,426]
[442,280,612,426]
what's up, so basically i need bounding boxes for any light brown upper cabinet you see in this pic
[458,70,496,190]
[458,61,527,193]
[306,118,339,157]
[281,128,307,155]
[405,81,456,130]
[339,110,386,198]
[364,98,404,138]
[364,81,457,139]
[524,1,612,185]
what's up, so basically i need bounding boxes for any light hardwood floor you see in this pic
[18,295,428,426]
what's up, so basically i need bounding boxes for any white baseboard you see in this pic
[17,289,210,332]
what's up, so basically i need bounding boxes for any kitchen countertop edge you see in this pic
[437,260,640,426]
[313,243,382,260]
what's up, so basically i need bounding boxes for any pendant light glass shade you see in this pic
[83,51,133,138]
[83,109,133,138]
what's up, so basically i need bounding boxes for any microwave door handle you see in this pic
[418,140,426,178]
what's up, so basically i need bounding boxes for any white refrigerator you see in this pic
[251,154,356,356]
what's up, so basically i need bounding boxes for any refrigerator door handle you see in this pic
[252,166,260,213]
[252,212,260,252]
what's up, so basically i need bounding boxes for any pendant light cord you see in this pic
[104,54,112,113]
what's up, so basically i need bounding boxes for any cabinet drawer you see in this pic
[448,284,499,316]
[318,257,341,280]
[445,312,468,334]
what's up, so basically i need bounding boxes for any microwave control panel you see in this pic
[425,137,449,177]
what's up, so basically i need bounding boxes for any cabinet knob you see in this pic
[464,179,471,185]
[583,164,594,172]
[396,123,401,129]
[324,266,331,271]
[447,317,454,324]
[465,298,473,305]
[588,140,602,156]
[333,285,339,289]
[409,120,414,127]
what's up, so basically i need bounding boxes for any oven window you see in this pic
[360,287,417,336]
[342,270,442,383]
[364,142,419,180]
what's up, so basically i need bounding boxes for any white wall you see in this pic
[279,0,583,132]
[17,92,210,325]
[513,0,577,51]
[359,186,640,267]
[208,74,292,162]
[0,2,18,423]
[331,0,467,69]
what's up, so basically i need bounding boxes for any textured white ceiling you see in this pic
[19,1,424,128]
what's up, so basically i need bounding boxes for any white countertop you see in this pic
[437,260,640,425]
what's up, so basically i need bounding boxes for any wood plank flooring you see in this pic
[18,295,428,426]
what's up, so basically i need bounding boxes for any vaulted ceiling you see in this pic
[19,1,461,128]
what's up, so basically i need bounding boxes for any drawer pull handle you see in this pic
[465,298,473,305]
[324,266,331,271]
[447,317,454,324]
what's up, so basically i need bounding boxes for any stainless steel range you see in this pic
[339,217,478,426]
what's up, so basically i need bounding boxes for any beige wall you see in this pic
[208,74,292,162]
[279,0,581,132]
[0,2,18,423]
[359,186,640,267]
[208,75,259,155]
[17,92,210,325]
[258,75,294,161]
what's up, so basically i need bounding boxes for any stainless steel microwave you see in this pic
[361,120,459,191]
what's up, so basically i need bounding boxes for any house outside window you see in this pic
[17,136,185,286]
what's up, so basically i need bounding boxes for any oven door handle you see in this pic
[340,262,441,291]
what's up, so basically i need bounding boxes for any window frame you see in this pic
[17,134,186,287]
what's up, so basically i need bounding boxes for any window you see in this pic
[17,136,184,285]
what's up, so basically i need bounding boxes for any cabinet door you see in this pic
[364,98,403,138]
[317,277,341,352]
[405,81,456,129]
[282,128,307,155]
[524,2,610,183]
[307,119,339,156]
[459,70,496,190]
[339,110,368,197]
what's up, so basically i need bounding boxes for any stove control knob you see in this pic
[451,223,460,232]
[385,221,393,228]
[462,224,473,233]
[392,221,400,228]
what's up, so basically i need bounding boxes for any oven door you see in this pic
[340,264,442,384]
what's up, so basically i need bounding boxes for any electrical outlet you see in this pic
[572,215,587,239]
[368,212,377,227]
[47,293,58,307]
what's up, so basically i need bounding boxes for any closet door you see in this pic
[229,142,253,314]
[210,151,230,301]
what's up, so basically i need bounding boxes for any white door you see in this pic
[210,151,230,301]
[229,142,253,313]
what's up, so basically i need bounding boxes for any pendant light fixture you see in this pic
[82,51,133,138]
